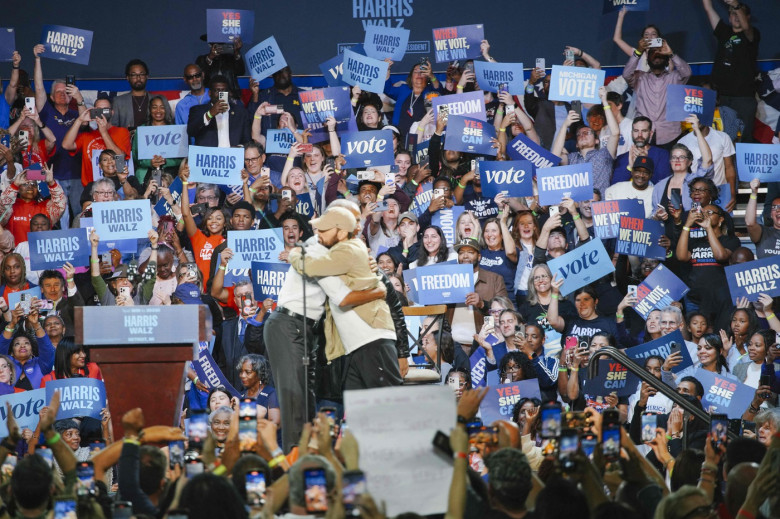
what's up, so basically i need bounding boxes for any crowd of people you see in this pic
[0,0,779,517]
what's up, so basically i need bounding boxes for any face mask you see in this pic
[89,121,98,131]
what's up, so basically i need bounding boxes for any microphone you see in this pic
[294,241,307,248]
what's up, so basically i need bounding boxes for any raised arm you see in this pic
[701,0,721,30]
[552,110,579,163]
[613,8,637,57]
[32,45,47,111]
[178,164,198,238]
[5,52,20,106]
[690,115,713,169]
[565,46,601,70]
[600,86,619,158]
[745,179,762,243]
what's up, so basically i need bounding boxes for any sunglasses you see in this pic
[185,72,203,80]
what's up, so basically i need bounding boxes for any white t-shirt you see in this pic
[677,128,735,187]
[743,362,763,388]
[600,117,634,157]
[604,181,655,217]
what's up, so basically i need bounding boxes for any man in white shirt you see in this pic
[186,75,251,147]
[677,124,736,211]
[605,156,655,217]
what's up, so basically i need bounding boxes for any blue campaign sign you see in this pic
[0,29,15,61]
[696,369,755,418]
[432,205,466,247]
[432,24,484,63]
[615,216,666,259]
[265,129,296,154]
[603,0,650,13]
[40,25,93,66]
[591,199,645,240]
[432,90,485,124]
[364,25,410,61]
[342,49,389,95]
[7,287,42,313]
[416,263,474,305]
[79,217,137,254]
[726,256,780,303]
[548,239,615,296]
[583,359,640,397]
[409,184,433,218]
[299,87,354,143]
[227,229,285,269]
[479,160,534,199]
[193,348,241,397]
[319,54,349,87]
[244,36,287,82]
[91,200,152,240]
[295,192,316,219]
[45,378,106,420]
[341,130,395,168]
[415,140,429,165]
[402,268,419,304]
[635,264,689,319]
[444,115,497,156]
[548,66,605,105]
[470,348,488,388]
[137,125,188,159]
[624,330,693,374]
[474,61,525,95]
[536,163,594,206]
[666,85,716,127]
[28,228,90,270]
[507,133,560,172]
[0,389,45,437]
[154,177,183,217]
[479,380,542,424]
[206,9,254,44]
[735,143,780,182]
[251,261,291,302]
[187,145,243,184]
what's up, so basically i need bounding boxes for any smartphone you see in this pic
[260,166,270,178]
[66,75,75,86]
[549,205,560,218]
[581,433,598,457]
[282,189,292,201]
[188,410,208,451]
[641,413,657,443]
[326,157,337,170]
[169,440,185,469]
[218,91,229,103]
[565,411,588,431]
[498,83,509,96]
[670,188,682,210]
[114,154,126,173]
[432,430,453,460]
[189,203,208,215]
[27,163,46,181]
[0,134,9,148]
[759,374,771,399]
[89,440,105,454]
[0,455,16,477]
[570,100,582,116]
[602,408,621,461]
[239,416,258,452]
[220,43,235,55]
[536,58,546,76]
[464,61,474,75]
[76,460,95,496]
[433,188,445,199]
[320,406,340,438]
[54,497,77,519]
[540,402,562,439]
[89,107,110,119]
[741,420,756,435]
[691,201,702,213]
[240,294,254,316]
[119,286,131,299]
[19,293,32,315]
[558,428,579,472]
[25,97,36,114]
[151,169,162,188]
[710,413,728,449]
[304,468,329,513]
[437,104,449,118]
[384,171,395,186]
[112,501,133,519]
[299,143,313,154]
[564,335,578,351]
[18,130,29,146]
[373,200,390,212]
[669,342,681,358]
[343,470,367,516]
[627,285,638,299]
[246,470,266,507]
[468,425,499,446]
[564,49,575,62]
[648,38,663,48]
[37,446,54,467]
[239,398,258,418]
[484,315,494,330]
[100,252,112,266]
[357,170,374,181]
[268,104,285,115]
[185,459,204,477]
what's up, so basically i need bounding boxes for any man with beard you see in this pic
[605,157,655,217]
[111,59,173,130]
[187,76,250,147]
[622,39,691,147]
[175,64,210,125]
[249,66,303,136]
[611,116,671,184]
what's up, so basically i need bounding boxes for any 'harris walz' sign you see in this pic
[80,306,201,345]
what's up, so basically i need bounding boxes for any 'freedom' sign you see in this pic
[615,216,666,259]
[342,49,389,95]
[548,238,615,296]
[206,9,254,44]
[444,115,497,156]
[665,85,716,127]
[137,125,188,159]
[432,24,484,63]
[40,25,93,65]
[474,61,525,95]
[91,200,151,240]
[634,264,689,319]
[187,145,243,184]
[507,133,560,172]
[548,65,605,105]
[364,25,409,61]
[45,378,106,420]
[244,36,287,81]
[479,160,534,198]
[28,228,90,270]
[725,256,780,303]
[432,90,485,124]
[432,206,466,247]
[227,229,285,269]
[592,199,645,239]
[251,261,290,301]
[415,263,474,305]
[536,163,594,206]
[341,130,395,168]
[735,143,780,182]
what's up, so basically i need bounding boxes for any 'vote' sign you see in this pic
[341,130,395,168]
[137,125,188,159]
[187,145,243,184]
[547,239,615,296]
[432,24,484,63]
[91,200,152,240]
[548,65,605,105]
[479,160,534,199]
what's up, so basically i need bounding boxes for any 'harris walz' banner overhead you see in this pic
[40,25,92,65]
[363,25,410,61]
[342,49,389,95]
[603,0,650,14]
[244,36,287,82]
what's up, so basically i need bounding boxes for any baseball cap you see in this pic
[631,156,655,174]
[173,283,203,305]
[453,238,480,252]
[398,212,418,225]
[310,207,356,232]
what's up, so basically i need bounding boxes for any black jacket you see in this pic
[215,317,266,390]
[380,272,410,359]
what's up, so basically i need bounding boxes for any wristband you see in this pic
[572,214,580,220]
[558,367,569,372]
[496,109,504,116]
[253,115,262,120]
[498,211,504,215]
[453,452,468,460]
[12,65,19,70]
[666,434,673,440]
[499,127,506,132]
[271,447,284,458]
[457,180,466,189]
[748,405,760,414]
[66,277,74,282]
[603,105,610,110]
[456,85,464,90]
[219,265,227,271]
[193,376,200,385]
[206,111,214,120]
[249,187,257,193]
[268,455,286,468]
[701,462,718,472]
[123,437,141,446]
[151,246,158,250]
[213,465,228,476]
[351,98,358,107]
[410,179,419,186]
[181,181,189,186]
[178,218,184,225]
[4,326,14,333]
[46,433,62,446]
[634,49,643,58]
[376,194,384,201]
[286,156,294,162]
[616,313,624,319]
[766,313,776,320]
[90,258,99,264]
[682,226,690,232]
[77,101,85,106]
[551,294,559,300]
[750,194,757,200]
[403,249,409,253]
[570,367,579,372]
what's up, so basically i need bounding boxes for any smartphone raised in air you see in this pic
[245,470,266,506]
[304,468,329,513]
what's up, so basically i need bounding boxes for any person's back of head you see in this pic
[653,485,706,519]
[11,454,53,511]
[484,448,532,513]
[288,454,337,510]
[670,449,705,491]
[534,477,589,519]
[230,454,270,505]
[725,462,759,519]
[139,445,167,497]
[724,437,766,474]
[593,501,637,519]
[179,473,248,519]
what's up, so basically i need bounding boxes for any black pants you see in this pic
[343,338,403,391]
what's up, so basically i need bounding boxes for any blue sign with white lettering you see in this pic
[432,24,484,63]
[583,359,641,397]
[696,368,755,418]
[251,261,291,302]
[479,380,542,424]
[187,145,244,184]
[474,61,525,95]
[244,36,287,82]
[319,54,349,87]
[591,199,645,239]
[615,216,666,259]
[603,0,650,13]
[299,87,355,143]
[735,143,780,182]
[665,85,716,127]
[415,140,430,165]
[548,65,605,105]
[342,49,389,95]
[295,192,316,219]
[415,263,474,305]
[634,264,689,319]
[0,389,45,437]
[547,238,615,296]
[193,348,241,397]
[432,205,466,247]
[28,228,90,270]
[726,256,780,303]
[91,200,152,240]
[154,177,183,217]
[341,130,395,168]
[536,163,594,206]
[0,29,15,61]
[432,90,485,124]
[625,330,692,374]
[137,125,188,159]
[79,217,138,254]
[364,25,409,61]
[45,378,106,420]
[227,229,285,269]
[444,115,497,156]
[265,129,296,154]
[206,9,254,44]
[40,25,93,66]
[479,160,534,199]
[506,133,560,172]
[7,287,42,313]
[409,184,433,217]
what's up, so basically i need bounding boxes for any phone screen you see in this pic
[185,460,204,478]
[670,189,682,210]
[304,468,329,513]
[37,447,54,467]
[558,430,578,471]
[571,100,582,115]
[188,412,208,450]
[54,499,77,519]
[602,426,621,460]
[76,461,95,496]
[710,414,728,448]
[239,417,258,452]
[641,413,657,443]
[343,471,367,516]
[239,398,258,418]
[245,470,266,506]
[581,434,597,457]
[169,440,185,469]
[540,404,562,438]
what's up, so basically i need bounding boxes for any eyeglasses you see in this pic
[576,130,593,137]
[94,190,114,196]
[20,182,36,188]
[128,73,148,78]
[504,364,521,372]
[489,308,504,314]
[771,205,780,211]
[704,210,722,216]
[670,155,689,162]
[244,156,261,163]
[198,195,219,201]
[690,187,709,193]
[185,72,203,80]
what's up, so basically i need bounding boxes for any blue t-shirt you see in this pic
[479,248,518,296]
[39,101,82,180]
[0,96,9,129]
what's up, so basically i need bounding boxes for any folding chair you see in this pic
[401,304,447,384]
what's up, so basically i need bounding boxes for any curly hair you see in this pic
[499,351,538,383]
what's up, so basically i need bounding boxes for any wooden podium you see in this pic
[75,305,207,437]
